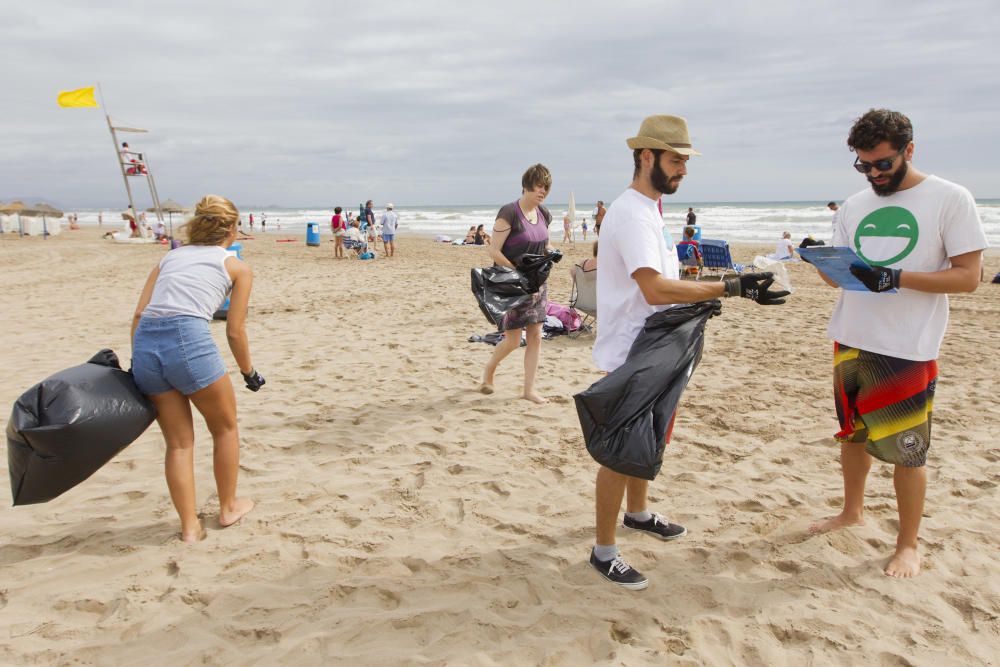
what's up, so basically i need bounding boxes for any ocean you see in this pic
[62,199,1000,247]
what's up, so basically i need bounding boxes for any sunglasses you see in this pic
[853,146,906,174]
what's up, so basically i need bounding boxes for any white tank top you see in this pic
[142,245,233,321]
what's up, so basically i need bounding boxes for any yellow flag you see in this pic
[57,87,98,108]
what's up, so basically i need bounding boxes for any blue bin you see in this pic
[306,222,321,246]
[213,243,243,320]
[689,225,701,241]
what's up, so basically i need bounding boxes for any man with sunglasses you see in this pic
[809,109,987,578]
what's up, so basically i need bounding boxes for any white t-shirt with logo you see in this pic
[828,175,988,361]
[593,188,679,372]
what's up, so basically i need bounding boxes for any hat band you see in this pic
[666,143,691,148]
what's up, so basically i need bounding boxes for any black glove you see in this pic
[548,249,563,263]
[849,262,900,293]
[724,272,789,305]
[242,368,265,392]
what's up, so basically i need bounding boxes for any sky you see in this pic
[2,0,998,209]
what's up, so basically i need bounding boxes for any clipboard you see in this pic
[798,246,897,293]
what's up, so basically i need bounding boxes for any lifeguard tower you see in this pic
[105,116,166,238]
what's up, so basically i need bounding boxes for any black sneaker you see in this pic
[623,513,687,541]
[589,549,648,590]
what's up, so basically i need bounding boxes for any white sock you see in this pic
[626,510,652,522]
[593,544,619,562]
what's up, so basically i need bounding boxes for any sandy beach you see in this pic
[1,227,998,665]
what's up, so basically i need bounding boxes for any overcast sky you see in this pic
[2,0,998,209]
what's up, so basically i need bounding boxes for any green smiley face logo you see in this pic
[853,206,919,266]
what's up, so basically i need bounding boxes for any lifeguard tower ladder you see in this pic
[105,115,166,238]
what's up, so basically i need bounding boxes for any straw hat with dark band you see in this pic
[626,115,701,156]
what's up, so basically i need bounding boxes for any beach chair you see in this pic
[343,238,367,258]
[569,265,597,337]
[676,242,702,278]
[697,239,745,280]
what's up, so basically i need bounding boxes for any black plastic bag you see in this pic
[470,266,532,326]
[574,302,719,480]
[6,349,157,506]
[517,250,562,294]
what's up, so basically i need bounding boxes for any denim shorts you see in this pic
[382,233,395,242]
[132,315,226,396]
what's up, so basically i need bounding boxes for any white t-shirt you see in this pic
[828,175,988,361]
[143,245,233,321]
[592,188,679,372]
[774,238,795,258]
[380,211,398,234]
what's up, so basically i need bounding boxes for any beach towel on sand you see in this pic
[6,350,156,505]
[574,301,720,481]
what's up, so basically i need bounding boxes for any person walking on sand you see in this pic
[808,109,987,578]
[480,163,558,404]
[594,200,606,235]
[588,115,788,589]
[130,195,264,543]
[380,203,399,257]
[563,211,573,243]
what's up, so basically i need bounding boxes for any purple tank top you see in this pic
[497,201,550,266]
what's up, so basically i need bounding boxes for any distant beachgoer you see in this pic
[686,206,696,226]
[480,163,555,404]
[594,200,606,235]
[464,226,476,244]
[331,206,347,258]
[130,194,262,543]
[474,224,490,246]
[581,217,588,240]
[153,220,166,240]
[808,108,987,579]
[345,219,367,257]
[249,213,254,231]
[827,201,839,212]
[772,231,797,260]
[380,203,398,257]
[261,215,266,232]
[677,225,702,275]
[98,212,103,226]
[364,200,375,231]
[563,212,572,243]
[588,114,787,591]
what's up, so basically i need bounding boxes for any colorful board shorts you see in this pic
[833,342,937,467]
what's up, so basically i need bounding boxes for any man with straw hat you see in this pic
[587,115,789,590]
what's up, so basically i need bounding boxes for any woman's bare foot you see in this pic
[522,391,549,404]
[220,497,255,528]
[808,512,864,534]
[885,545,920,578]
[181,524,207,543]
[479,383,495,395]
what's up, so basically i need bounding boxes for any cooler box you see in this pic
[306,222,321,246]
[213,243,243,320]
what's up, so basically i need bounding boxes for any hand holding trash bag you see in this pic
[724,272,789,305]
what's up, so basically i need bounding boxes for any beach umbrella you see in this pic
[147,199,188,236]
[22,203,64,239]
[0,201,26,237]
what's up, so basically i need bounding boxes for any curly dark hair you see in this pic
[847,109,913,153]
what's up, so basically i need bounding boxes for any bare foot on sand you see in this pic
[181,524,207,544]
[522,391,549,405]
[220,498,255,528]
[479,383,495,395]
[809,512,864,534]
[885,545,920,578]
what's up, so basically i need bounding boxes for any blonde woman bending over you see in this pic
[130,195,264,542]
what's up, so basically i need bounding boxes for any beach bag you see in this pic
[359,251,375,260]
[6,350,157,505]
[546,301,582,332]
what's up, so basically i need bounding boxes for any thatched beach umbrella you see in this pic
[147,199,188,236]
[0,201,28,237]
[21,202,64,239]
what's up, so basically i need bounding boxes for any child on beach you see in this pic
[130,195,264,543]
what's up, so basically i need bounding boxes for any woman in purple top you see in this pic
[480,163,554,404]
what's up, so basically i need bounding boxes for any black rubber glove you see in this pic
[724,272,789,305]
[242,369,265,392]
[849,262,900,292]
[548,249,563,263]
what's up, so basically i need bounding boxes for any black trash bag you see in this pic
[517,250,563,294]
[574,301,720,481]
[6,349,157,506]
[471,266,533,326]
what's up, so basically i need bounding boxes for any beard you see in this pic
[651,158,682,195]
[868,160,908,196]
